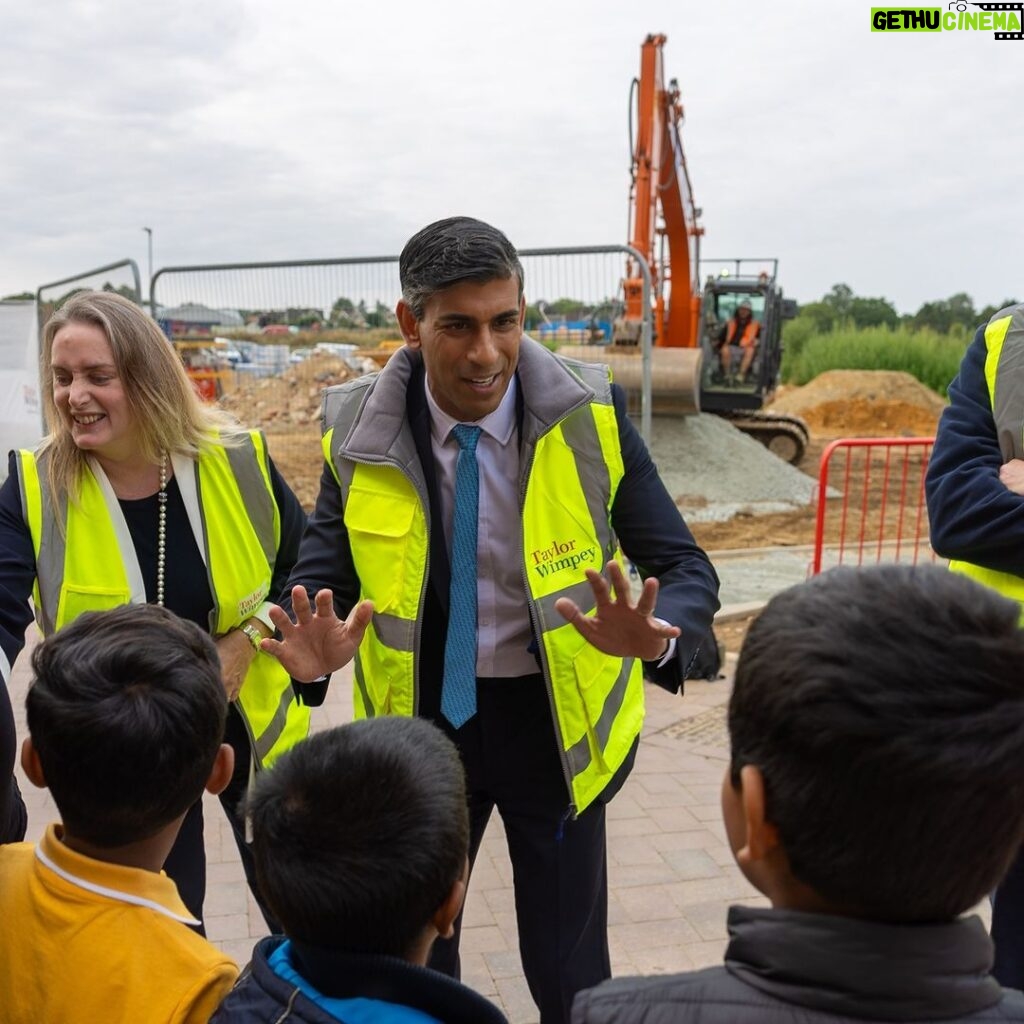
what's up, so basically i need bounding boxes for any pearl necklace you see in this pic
[156,453,168,607]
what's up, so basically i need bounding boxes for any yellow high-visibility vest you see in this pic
[948,305,1024,607]
[322,347,644,813]
[16,431,308,768]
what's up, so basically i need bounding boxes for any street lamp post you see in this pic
[142,227,153,312]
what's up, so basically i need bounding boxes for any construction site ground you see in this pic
[6,365,947,1021]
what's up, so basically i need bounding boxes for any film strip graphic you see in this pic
[971,2,1024,39]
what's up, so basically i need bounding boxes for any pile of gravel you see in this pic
[645,413,818,523]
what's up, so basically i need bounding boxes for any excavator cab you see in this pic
[697,262,795,415]
[702,290,767,391]
[696,262,806,462]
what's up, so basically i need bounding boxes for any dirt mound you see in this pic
[769,370,946,437]
[219,351,356,427]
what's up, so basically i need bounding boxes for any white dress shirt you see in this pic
[425,375,540,678]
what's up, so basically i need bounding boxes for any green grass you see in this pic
[782,323,970,396]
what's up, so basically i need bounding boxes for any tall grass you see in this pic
[782,323,970,396]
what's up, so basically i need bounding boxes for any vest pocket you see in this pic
[58,585,132,628]
[345,490,418,611]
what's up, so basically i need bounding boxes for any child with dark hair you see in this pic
[574,564,1024,1023]
[0,604,238,1022]
[212,716,508,1024]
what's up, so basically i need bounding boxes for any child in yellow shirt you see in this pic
[0,604,239,1023]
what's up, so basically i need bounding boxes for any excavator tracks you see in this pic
[717,410,809,465]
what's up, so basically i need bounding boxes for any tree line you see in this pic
[796,284,1019,336]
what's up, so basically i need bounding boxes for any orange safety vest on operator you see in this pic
[726,318,760,348]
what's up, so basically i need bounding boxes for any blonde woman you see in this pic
[0,291,310,930]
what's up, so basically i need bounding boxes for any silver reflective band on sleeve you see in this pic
[225,437,277,567]
[564,656,635,779]
[372,612,415,652]
[251,684,295,764]
[0,646,10,685]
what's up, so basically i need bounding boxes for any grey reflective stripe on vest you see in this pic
[224,436,277,567]
[558,407,617,564]
[546,365,633,782]
[353,657,375,718]
[328,381,420,674]
[535,579,597,632]
[373,612,415,651]
[20,459,62,636]
[991,306,1024,461]
[565,656,635,779]
[251,682,295,764]
[531,398,618,636]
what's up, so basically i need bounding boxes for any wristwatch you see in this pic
[239,622,265,652]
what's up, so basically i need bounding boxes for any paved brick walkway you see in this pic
[11,633,762,1024]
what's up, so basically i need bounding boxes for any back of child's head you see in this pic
[27,603,226,847]
[248,717,468,957]
[729,563,1024,923]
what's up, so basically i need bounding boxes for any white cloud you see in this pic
[2,0,1021,312]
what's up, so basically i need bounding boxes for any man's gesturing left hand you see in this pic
[553,560,680,661]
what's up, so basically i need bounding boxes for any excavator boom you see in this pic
[568,33,807,463]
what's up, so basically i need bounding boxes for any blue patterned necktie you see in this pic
[442,424,482,728]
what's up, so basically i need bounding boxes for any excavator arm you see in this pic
[625,33,703,348]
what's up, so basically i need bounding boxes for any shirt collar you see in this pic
[35,823,198,926]
[424,373,518,449]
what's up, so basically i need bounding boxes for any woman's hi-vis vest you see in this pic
[949,304,1024,608]
[16,431,308,769]
[322,359,644,815]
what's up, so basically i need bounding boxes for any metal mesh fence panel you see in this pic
[36,259,142,338]
[151,247,651,510]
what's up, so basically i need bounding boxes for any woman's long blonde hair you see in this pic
[40,290,242,502]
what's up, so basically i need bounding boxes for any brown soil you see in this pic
[220,351,357,429]
[770,370,947,438]
[220,353,357,509]
[689,371,945,553]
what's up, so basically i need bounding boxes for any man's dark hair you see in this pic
[26,604,226,848]
[729,564,1024,922]
[399,216,524,319]
[249,717,468,956]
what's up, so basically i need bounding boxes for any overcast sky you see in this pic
[1,0,1021,314]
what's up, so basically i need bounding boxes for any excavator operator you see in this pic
[715,299,760,385]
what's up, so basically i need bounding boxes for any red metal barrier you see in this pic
[811,437,936,576]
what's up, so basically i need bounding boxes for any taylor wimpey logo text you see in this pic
[530,538,596,578]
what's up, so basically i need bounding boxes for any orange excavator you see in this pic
[565,33,808,463]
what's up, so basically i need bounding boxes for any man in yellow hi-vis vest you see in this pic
[266,218,720,1024]
[926,301,1024,990]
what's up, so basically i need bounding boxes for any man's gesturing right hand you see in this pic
[263,586,374,683]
